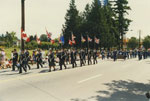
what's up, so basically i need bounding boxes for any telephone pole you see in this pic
[139,30,141,49]
[21,0,25,50]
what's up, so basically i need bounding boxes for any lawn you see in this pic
[3,47,49,59]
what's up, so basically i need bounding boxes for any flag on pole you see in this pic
[72,33,76,44]
[59,34,65,45]
[95,37,100,44]
[45,28,52,39]
[69,39,72,46]
[72,33,76,40]
[51,40,55,44]
[81,36,86,43]
[26,37,30,42]
[88,36,92,42]
[21,29,27,40]
[36,35,41,44]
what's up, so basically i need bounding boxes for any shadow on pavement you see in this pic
[71,80,150,101]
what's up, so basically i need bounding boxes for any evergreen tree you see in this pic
[63,0,81,47]
[114,0,131,49]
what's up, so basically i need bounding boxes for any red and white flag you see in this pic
[21,29,27,40]
[26,37,30,42]
[51,40,55,44]
[95,37,100,44]
[81,36,86,43]
[88,36,92,42]
[36,36,41,44]
[69,39,72,46]
[46,28,52,39]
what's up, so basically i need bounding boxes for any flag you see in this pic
[72,40,76,44]
[21,29,27,40]
[69,39,72,46]
[26,37,30,42]
[46,28,52,39]
[81,36,86,43]
[88,36,92,42]
[72,33,76,44]
[36,35,41,44]
[59,35,65,44]
[95,37,100,44]
[51,40,55,44]
[72,33,76,40]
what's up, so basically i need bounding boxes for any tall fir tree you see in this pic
[114,0,131,49]
[63,0,81,47]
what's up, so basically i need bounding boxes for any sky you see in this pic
[0,0,150,39]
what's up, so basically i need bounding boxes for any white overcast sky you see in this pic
[0,0,150,39]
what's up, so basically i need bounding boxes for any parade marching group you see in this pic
[0,48,150,74]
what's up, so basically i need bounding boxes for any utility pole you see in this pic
[21,0,25,50]
[139,30,141,49]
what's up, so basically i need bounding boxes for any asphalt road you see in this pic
[0,58,150,101]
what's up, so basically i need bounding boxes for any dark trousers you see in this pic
[88,58,92,65]
[19,64,27,73]
[12,61,18,71]
[59,62,67,70]
[93,58,97,64]
[25,61,31,70]
[80,59,85,67]
[37,62,43,69]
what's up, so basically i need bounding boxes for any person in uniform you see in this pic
[48,50,56,72]
[70,49,76,68]
[12,49,18,71]
[113,49,117,61]
[93,49,98,64]
[25,50,31,70]
[36,49,43,69]
[101,50,105,60]
[57,49,67,70]
[18,50,27,73]
[65,50,70,65]
[79,49,85,67]
[88,49,92,65]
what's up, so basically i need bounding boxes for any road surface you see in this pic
[0,58,150,101]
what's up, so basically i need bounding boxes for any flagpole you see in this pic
[87,35,89,52]
[81,34,82,50]
[94,36,96,50]
[21,0,25,51]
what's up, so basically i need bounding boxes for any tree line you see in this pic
[62,0,131,50]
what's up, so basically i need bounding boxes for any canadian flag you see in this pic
[51,40,55,44]
[21,29,27,40]
[88,36,92,42]
[26,37,30,42]
[69,39,72,45]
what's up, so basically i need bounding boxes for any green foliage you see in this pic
[63,0,131,49]
[127,37,138,49]
[114,0,132,48]
[143,36,150,49]
[40,34,48,42]
[63,0,82,48]
[0,31,18,48]
[25,40,38,50]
